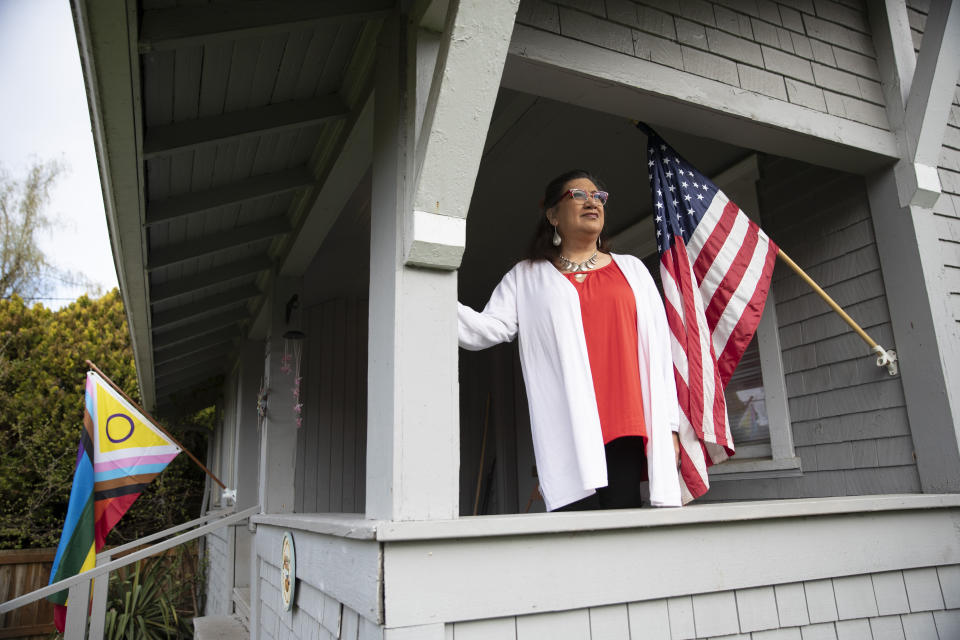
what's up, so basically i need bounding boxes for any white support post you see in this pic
[249,548,262,639]
[365,2,517,520]
[365,11,460,521]
[235,339,261,598]
[87,572,110,640]
[63,580,90,640]
[258,278,301,514]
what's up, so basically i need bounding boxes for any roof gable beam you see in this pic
[143,96,348,159]
[139,0,395,52]
[148,217,291,270]
[146,167,314,227]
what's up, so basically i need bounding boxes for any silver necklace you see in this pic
[558,251,599,272]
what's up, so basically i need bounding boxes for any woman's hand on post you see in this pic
[672,432,681,470]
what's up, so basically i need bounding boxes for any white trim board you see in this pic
[381,502,960,627]
[250,494,960,542]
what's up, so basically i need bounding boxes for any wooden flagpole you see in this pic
[776,251,898,374]
[84,360,227,489]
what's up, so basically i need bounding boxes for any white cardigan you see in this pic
[458,254,682,510]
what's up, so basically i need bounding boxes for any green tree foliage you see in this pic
[0,290,208,549]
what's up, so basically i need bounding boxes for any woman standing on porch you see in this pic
[458,170,682,512]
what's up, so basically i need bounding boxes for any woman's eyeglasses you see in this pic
[561,188,609,205]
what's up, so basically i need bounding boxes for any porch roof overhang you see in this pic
[71,0,393,410]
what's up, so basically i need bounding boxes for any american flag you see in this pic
[640,123,779,503]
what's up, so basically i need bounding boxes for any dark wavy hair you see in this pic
[527,169,612,262]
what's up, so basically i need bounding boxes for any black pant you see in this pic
[556,436,647,511]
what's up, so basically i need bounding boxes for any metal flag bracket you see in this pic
[872,345,898,376]
[221,488,238,504]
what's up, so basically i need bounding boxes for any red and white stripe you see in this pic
[661,191,778,502]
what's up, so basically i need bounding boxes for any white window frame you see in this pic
[611,155,799,480]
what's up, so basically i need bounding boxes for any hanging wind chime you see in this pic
[282,330,305,428]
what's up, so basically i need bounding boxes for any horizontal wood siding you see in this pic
[515,0,887,130]
[699,156,918,501]
[450,565,960,639]
[295,298,367,514]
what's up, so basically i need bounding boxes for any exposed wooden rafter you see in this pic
[153,328,241,365]
[154,344,238,377]
[150,255,273,303]
[155,369,225,398]
[152,284,261,331]
[148,217,291,271]
[143,96,348,159]
[155,389,222,421]
[155,351,230,380]
[146,168,314,227]
[153,311,247,350]
[139,0,394,52]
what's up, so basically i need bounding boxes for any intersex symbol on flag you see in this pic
[47,371,180,631]
[640,122,779,504]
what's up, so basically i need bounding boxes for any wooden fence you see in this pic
[0,547,56,640]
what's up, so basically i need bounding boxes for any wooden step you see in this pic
[233,586,251,623]
[194,615,248,640]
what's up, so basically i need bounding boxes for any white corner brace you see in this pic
[872,344,899,376]
[404,210,467,269]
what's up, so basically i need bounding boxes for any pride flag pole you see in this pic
[85,360,226,489]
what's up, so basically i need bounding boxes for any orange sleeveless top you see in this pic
[564,261,647,444]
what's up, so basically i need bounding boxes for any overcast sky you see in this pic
[0,0,118,308]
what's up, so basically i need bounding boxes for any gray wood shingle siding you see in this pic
[708,156,918,501]
[294,298,368,514]
[448,566,960,639]
[907,0,960,330]
[515,0,888,130]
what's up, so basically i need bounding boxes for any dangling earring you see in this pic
[597,236,602,249]
[552,226,561,247]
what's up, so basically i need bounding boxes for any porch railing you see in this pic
[0,505,259,640]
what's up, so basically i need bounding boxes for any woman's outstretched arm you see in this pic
[458,267,519,350]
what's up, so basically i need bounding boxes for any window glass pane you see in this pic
[724,334,769,445]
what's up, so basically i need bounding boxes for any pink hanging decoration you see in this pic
[282,330,305,428]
